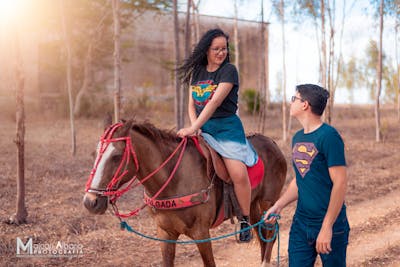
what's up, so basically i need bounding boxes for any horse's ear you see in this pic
[103,113,113,131]
[121,119,134,132]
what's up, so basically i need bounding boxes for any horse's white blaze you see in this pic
[91,143,116,189]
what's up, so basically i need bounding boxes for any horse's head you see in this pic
[83,121,139,214]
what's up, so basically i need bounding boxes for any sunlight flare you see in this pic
[0,0,24,25]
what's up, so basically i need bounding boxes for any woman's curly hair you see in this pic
[177,28,230,86]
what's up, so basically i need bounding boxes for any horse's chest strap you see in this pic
[143,189,210,210]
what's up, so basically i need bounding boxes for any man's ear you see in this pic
[303,101,311,110]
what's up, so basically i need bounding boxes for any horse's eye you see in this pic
[111,155,122,163]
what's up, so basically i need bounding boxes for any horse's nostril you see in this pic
[83,194,108,214]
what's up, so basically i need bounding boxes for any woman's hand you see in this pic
[177,126,197,138]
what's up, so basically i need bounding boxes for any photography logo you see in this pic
[16,237,83,258]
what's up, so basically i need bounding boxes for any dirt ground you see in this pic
[0,104,399,267]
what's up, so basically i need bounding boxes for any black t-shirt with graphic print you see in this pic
[191,62,239,118]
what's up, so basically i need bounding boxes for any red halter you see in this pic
[85,122,188,218]
[85,122,139,200]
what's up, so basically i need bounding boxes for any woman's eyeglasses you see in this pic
[210,47,227,54]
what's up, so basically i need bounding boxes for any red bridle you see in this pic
[85,122,139,200]
[85,122,188,218]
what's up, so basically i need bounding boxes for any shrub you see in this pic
[241,88,260,113]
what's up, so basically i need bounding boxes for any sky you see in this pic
[184,0,398,104]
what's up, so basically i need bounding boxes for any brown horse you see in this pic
[83,119,286,267]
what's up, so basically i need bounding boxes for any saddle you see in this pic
[191,136,265,228]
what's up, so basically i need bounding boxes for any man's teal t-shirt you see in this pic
[292,123,347,225]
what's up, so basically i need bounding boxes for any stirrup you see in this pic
[236,220,253,243]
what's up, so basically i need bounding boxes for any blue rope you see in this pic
[120,214,281,265]
[260,213,281,266]
[119,213,280,247]
[120,220,262,244]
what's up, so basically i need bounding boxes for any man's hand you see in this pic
[316,225,332,254]
[263,204,281,224]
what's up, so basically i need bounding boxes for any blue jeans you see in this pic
[288,215,350,267]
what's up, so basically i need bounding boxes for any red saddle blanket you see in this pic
[248,157,265,189]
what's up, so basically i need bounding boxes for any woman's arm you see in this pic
[177,82,233,137]
[188,88,197,125]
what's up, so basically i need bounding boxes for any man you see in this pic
[264,84,350,266]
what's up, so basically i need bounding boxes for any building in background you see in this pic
[0,11,268,116]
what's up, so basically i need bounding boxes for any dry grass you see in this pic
[0,104,399,266]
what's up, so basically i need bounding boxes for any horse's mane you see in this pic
[128,119,179,144]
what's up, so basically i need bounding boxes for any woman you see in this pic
[177,28,258,242]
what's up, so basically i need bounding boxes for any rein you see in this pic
[85,122,189,218]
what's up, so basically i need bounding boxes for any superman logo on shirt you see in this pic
[191,80,217,106]
[292,142,318,178]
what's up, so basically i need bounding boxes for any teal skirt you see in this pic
[201,115,258,166]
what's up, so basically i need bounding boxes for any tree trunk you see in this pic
[321,0,328,123]
[182,0,191,127]
[265,23,270,109]
[321,0,327,89]
[375,0,384,142]
[73,8,108,117]
[60,0,76,156]
[234,0,240,74]
[192,0,200,43]
[258,0,266,133]
[112,0,121,123]
[280,0,288,142]
[9,33,28,225]
[326,0,336,124]
[173,0,182,129]
[395,21,400,122]
[74,43,93,117]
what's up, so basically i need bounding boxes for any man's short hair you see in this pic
[296,84,330,116]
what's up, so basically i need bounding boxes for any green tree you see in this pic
[338,56,361,104]
[291,0,353,123]
[368,0,400,140]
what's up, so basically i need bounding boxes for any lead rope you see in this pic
[118,213,281,265]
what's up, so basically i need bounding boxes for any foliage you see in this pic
[241,88,260,113]
[340,39,398,104]
[338,56,362,103]
[271,0,286,21]
[368,0,400,19]
[383,64,400,103]
[291,0,321,23]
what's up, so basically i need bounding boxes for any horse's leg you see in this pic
[190,230,216,267]
[251,200,276,264]
[157,226,179,267]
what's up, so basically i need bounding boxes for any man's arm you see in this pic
[263,178,299,223]
[316,165,347,254]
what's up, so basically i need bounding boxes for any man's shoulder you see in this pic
[320,123,342,138]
